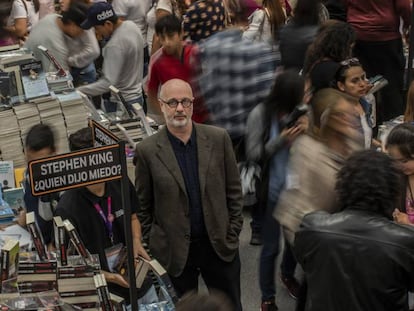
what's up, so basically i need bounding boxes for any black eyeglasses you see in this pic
[159,97,194,108]
[340,58,360,67]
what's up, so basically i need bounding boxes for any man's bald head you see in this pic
[159,79,193,100]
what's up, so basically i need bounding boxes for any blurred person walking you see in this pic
[279,0,321,72]
[275,88,363,245]
[183,0,226,43]
[245,70,307,310]
[197,0,279,157]
[243,0,285,46]
[294,150,413,311]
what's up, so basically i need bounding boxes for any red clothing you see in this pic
[345,0,411,41]
[147,44,209,123]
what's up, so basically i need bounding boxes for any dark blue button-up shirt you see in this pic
[167,127,206,239]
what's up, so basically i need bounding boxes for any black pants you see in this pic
[354,38,406,125]
[170,238,242,311]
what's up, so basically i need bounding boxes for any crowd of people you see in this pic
[3,0,414,310]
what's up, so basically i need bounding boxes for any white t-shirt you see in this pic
[112,0,151,46]
[146,5,156,53]
[7,0,39,33]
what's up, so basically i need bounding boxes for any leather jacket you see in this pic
[294,209,414,311]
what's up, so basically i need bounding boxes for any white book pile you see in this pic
[109,119,148,149]
[45,72,74,94]
[13,103,41,142]
[0,109,25,167]
[57,91,88,137]
[36,98,69,153]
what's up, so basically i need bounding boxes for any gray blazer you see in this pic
[135,123,243,276]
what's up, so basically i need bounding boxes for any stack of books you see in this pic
[57,92,88,137]
[57,256,100,310]
[0,48,35,99]
[26,212,48,261]
[13,102,40,142]
[109,119,148,149]
[36,98,69,153]
[46,72,74,94]
[0,110,25,167]
[17,253,57,294]
[0,239,19,293]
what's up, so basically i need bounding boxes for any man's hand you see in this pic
[393,208,410,225]
[133,241,150,261]
[280,116,309,144]
[102,270,129,288]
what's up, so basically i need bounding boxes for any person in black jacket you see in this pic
[294,150,414,311]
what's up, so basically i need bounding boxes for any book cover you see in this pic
[3,187,24,211]
[63,219,89,259]
[25,212,48,261]
[93,273,114,311]
[53,216,67,266]
[0,239,19,293]
[140,257,178,303]
[134,257,149,289]
[14,168,25,189]
[19,261,57,269]
[20,60,50,100]
[17,280,57,293]
[0,72,12,105]
[0,161,14,190]
[110,293,127,311]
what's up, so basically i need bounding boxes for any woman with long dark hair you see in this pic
[333,58,375,148]
[245,70,308,310]
[243,0,286,46]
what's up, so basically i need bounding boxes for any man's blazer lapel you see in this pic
[196,125,212,198]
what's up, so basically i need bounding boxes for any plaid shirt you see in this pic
[197,28,280,140]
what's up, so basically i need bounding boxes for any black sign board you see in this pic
[90,119,120,147]
[28,144,121,196]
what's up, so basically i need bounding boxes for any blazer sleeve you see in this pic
[223,130,244,239]
[134,145,154,241]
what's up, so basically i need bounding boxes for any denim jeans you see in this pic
[259,199,297,301]
[70,63,97,86]
[126,285,158,310]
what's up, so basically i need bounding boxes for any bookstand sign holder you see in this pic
[28,119,140,311]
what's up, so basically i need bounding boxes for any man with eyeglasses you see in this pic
[134,79,243,311]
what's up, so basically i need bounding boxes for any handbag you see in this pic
[238,161,261,206]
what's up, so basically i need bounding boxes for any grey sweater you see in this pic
[78,20,144,101]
